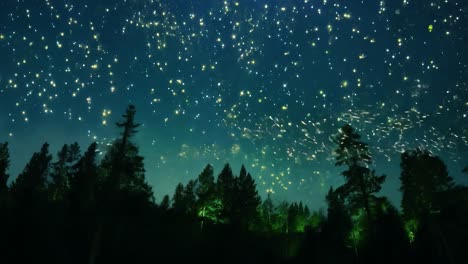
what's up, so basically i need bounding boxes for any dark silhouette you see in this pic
[0,142,9,205]
[11,142,52,206]
[400,149,467,264]
[172,182,186,213]
[69,142,98,212]
[217,163,236,223]
[100,104,153,203]
[333,124,386,226]
[400,148,454,220]
[1,112,467,264]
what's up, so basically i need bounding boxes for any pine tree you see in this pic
[261,193,275,231]
[67,142,81,164]
[276,201,290,233]
[172,183,185,213]
[196,164,220,226]
[333,124,386,223]
[196,164,215,203]
[217,163,235,222]
[49,144,71,201]
[400,149,454,219]
[288,203,298,232]
[100,105,153,203]
[69,142,98,210]
[236,169,261,229]
[159,195,170,210]
[323,187,353,260]
[11,143,52,205]
[183,179,197,215]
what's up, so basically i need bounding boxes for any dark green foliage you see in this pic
[11,143,52,205]
[400,149,454,219]
[217,163,235,222]
[195,164,222,225]
[333,124,386,223]
[49,144,74,202]
[323,187,352,245]
[334,124,371,167]
[196,164,215,202]
[261,193,274,228]
[234,169,261,229]
[69,142,98,211]
[287,202,312,233]
[100,105,153,204]
[0,142,9,207]
[172,182,185,213]
[2,107,468,264]
[159,194,170,210]
[320,187,353,263]
[364,199,410,264]
[183,179,197,215]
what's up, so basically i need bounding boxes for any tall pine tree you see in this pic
[69,142,98,211]
[217,163,235,223]
[100,105,153,203]
[333,124,386,224]
[172,183,185,213]
[196,164,221,226]
[49,144,71,202]
[235,167,261,230]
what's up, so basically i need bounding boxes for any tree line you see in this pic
[0,105,467,264]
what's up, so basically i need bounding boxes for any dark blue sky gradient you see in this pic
[1,0,467,209]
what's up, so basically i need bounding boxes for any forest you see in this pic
[0,105,467,264]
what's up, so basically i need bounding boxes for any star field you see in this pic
[1,0,467,208]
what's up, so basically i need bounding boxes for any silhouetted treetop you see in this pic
[11,143,52,204]
[333,124,371,167]
[69,142,98,210]
[333,124,386,224]
[100,105,153,203]
[400,148,454,218]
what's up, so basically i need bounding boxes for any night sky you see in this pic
[1,0,467,209]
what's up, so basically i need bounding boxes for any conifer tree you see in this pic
[159,195,170,210]
[183,179,197,215]
[323,187,353,259]
[49,144,71,201]
[69,142,98,210]
[261,193,275,231]
[196,164,215,204]
[333,124,386,223]
[236,168,261,229]
[400,149,454,219]
[172,183,185,213]
[196,164,221,226]
[11,143,52,205]
[100,105,153,203]
[217,163,235,222]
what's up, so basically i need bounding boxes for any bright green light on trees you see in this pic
[197,198,223,223]
[404,219,418,243]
